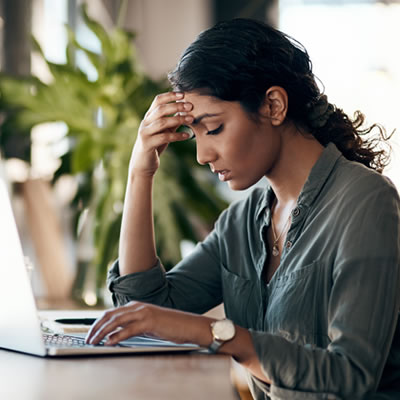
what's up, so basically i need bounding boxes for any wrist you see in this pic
[208,318,236,353]
[128,168,156,182]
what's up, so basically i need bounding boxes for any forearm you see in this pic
[118,172,157,275]
[189,317,270,384]
[219,326,271,384]
[117,91,192,276]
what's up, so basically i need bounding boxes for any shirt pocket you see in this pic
[221,264,258,329]
[266,260,321,344]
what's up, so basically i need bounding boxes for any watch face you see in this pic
[213,319,235,341]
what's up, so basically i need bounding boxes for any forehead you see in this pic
[184,92,232,114]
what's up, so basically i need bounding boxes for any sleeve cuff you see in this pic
[248,330,343,400]
[268,386,342,400]
[107,259,167,306]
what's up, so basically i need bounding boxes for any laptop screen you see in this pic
[0,178,46,355]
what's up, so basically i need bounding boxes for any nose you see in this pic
[196,138,218,165]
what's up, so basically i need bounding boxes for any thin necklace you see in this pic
[270,210,292,257]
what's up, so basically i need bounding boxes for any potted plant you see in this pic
[0,5,227,304]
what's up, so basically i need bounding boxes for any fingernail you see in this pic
[175,92,184,98]
[185,116,193,123]
[88,336,96,345]
[183,103,192,111]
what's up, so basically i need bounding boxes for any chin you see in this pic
[227,180,254,191]
[227,175,265,191]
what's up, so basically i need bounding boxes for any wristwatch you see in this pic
[209,319,236,353]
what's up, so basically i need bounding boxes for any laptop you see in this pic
[0,177,201,356]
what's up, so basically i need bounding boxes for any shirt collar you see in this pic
[255,185,275,221]
[255,142,343,220]
[296,142,342,207]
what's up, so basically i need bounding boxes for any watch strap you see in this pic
[208,339,223,354]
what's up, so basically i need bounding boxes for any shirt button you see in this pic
[286,241,292,249]
[292,207,300,217]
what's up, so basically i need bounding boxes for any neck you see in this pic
[266,125,324,208]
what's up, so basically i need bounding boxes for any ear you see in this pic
[259,86,288,126]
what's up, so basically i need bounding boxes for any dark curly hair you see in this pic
[168,18,391,172]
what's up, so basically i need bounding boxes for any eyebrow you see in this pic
[192,113,222,125]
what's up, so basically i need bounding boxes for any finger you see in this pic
[144,130,191,151]
[143,114,194,137]
[86,311,115,344]
[144,101,193,126]
[176,124,195,139]
[145,91,184,118]
[89,303,147,345]
[138,117,194,148]
[88,310,138,345]
[105,321,147,346]
[86,303,139,343]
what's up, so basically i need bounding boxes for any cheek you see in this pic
[223,127,253,158]
[238,132,279,176]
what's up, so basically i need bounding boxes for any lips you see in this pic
[212,168,231,182]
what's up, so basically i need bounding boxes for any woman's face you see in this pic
[184,92,282,191]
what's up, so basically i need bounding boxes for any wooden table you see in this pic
[0,349,238,400]
[1,307,239,400]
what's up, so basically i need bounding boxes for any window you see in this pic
[279,0,400,188]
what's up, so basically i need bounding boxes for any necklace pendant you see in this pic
[272,244,280,257]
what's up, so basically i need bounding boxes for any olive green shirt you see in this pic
[108,143,400,399]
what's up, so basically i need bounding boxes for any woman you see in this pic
[86,19,400,399]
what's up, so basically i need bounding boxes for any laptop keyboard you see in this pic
[43,333,103,348]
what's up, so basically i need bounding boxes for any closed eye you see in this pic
[207,124,224,136]
[187,123,224,140]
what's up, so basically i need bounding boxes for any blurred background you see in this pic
[0,0,399,308]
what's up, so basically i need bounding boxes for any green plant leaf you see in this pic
[81,4,113,60]
[72,136,95,173]
[0,4,228,304]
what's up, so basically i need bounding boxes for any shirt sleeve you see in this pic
[249,178,400,399]
[107,228,223,314]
